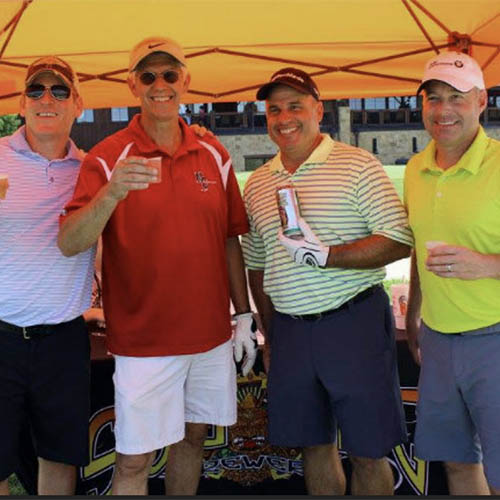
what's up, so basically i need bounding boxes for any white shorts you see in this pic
[113,339,236,455]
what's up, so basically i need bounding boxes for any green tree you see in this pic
[0,114,21,138]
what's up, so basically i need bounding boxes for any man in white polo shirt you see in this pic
[242,67,413,495]
[0,56,95,495]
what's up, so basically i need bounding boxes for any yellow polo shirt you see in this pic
[404,127,500,333]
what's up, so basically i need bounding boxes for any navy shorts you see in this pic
[267,285,407,458]
[0,316,90,480]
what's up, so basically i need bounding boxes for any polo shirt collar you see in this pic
[269,133,335,173]
[8,125,83,162]
[127,113,204,157]
[420,126,488,176]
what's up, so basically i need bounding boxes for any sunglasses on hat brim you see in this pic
[25,83,72,101]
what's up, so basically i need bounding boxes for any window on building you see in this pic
[77,109,94,123]
[244,155,274,171]
[111,107,129,122]
[372,138,378,154]
[364,98,386,110]
[349,99,363,110]
[412,137,418,153]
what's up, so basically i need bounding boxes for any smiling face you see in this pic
[20,72,82,149]
[128,53,190,127]
[265,85,323,170]
[422,80,487,156]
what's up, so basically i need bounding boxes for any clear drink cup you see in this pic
[147,157,162,183]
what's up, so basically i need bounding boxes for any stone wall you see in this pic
[218,133,277,172]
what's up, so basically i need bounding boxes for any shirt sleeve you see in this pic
[241,177,267,270]
[59,153,108,223]
[356,156,414,247]
[225,164,250,238]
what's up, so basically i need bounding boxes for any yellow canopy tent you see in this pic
[1,0,499,113]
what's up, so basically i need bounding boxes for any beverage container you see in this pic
[391,283,409,330]
[0,174,9,200]
[276,185,302,238]
[147,157,162,183]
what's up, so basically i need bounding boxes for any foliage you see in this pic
[0,114,21,138]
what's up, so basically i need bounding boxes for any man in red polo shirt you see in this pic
[58,36,256,495]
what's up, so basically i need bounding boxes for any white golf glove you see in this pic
[233,312,257,376]
[278,217,329,268]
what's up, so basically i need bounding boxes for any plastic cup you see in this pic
[0,174,9,200]
[147,157,162,183]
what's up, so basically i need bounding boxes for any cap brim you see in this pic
[256,80,317,100]
[26,69,72,88]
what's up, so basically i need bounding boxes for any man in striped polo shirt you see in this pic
[242,68,413,495]
[405,52,500,494]
[0,57,95,494]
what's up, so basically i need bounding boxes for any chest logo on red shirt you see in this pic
[194,171,216,192]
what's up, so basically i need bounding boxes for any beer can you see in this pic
[276,185,302,238]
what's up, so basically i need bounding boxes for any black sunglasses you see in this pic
[25,84,71,101]
[138,70,180,86]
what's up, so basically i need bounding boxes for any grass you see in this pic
[236,164,406,200]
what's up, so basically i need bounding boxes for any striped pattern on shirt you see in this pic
[0,128,95,326]
[241,135,413,315]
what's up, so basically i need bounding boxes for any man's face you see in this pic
[265,85,323,157]
[20,72,82,141]
[422,80,487,150]
[128,53,190,124]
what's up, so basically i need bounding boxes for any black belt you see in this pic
[286,285,381,322]
[0,317,81,340]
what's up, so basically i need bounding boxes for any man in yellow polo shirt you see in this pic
[405,51,500,495]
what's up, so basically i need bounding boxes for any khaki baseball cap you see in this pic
[417,51,485,94]
[128,36,186,72]
[25,56,80,96]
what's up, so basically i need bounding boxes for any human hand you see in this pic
[278,217,329,268]
[189,123,214,138]
[83,307,106,329]
[233,312,257,376]
[105,156,159,202]
[425,244,499,280]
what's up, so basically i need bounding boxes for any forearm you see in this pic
[248,269,275,339]
[326,234,411,269]
[406,251,422,330]
[58,185,119,257]
[226,236,251,314]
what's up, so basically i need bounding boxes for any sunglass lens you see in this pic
[139,72,156,85]
[25,84,45,99]
[163,71,179,84]
[51,85,71,100]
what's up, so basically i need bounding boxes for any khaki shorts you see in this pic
[113,339,236,455]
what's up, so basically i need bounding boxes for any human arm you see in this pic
[226,236,257,376]
[279,216,411,269]
[58,157,158,256]
[426,244,500,280]
[248,269,275,373]
[405,251,422,365]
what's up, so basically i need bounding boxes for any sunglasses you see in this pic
[25,84,71,101]
[138,70,180,86]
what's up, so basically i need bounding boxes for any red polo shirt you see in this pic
[63,115,249,356]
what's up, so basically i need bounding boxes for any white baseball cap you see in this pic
[129,36,186,72]
[417,51,485,94]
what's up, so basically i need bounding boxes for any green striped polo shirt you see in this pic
[404,127,500,333]
[242,134,413,314]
